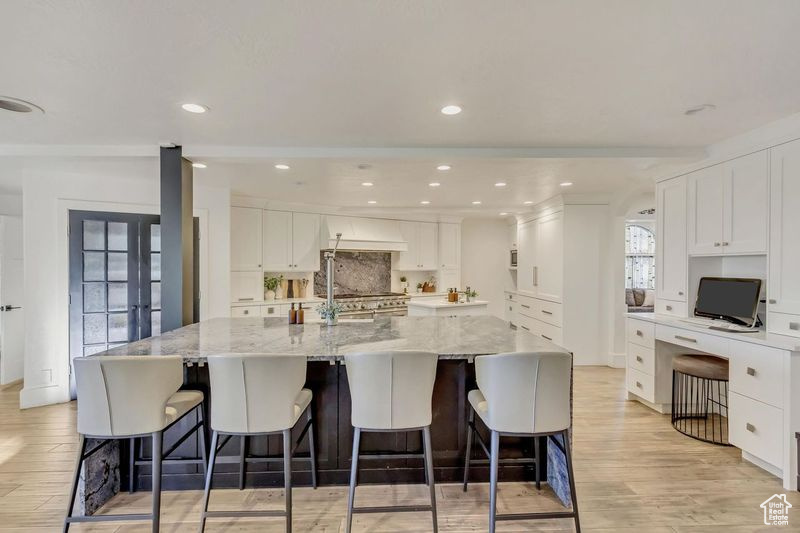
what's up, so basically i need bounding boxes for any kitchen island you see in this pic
[87,316,574,512]
[407,299,489,317]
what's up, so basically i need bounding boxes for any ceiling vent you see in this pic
[0,96,44,114]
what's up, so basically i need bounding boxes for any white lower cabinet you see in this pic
[261,303,287,318]
[729,392,783,468]
[231,305,260,317]
[627,367,656,404]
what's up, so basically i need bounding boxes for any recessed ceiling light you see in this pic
[429,182,441,187]
[361,182,373,187]
[274,164,290,170]
[368,200,377,204]
[440,105,462,116]
[495,182,507,187]
[191,162,207,169]
[524,201,533,205]
[499,212,509,216]
[437,165,451,171]
[181,103,208,114]
[420,200,431,205]
[685,104,716,116]
[0,96,44,114]
[560,182,573,187]
[472,201,482,205]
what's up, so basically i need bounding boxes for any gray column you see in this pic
[160,146,194,333]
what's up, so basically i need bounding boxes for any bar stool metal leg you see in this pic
[307,406,318,489]
[238,436,248,490]
[63,436,87,533]
[199,430,218,533]
[128,437,136,493]
[462,406,474,492]
[534,436,542,490]
[283,429,293,533]
[346,428,361,533]
[423,425,439,533]
[488,430,500,533]
[563,430,581,533]
[151,431,163,533]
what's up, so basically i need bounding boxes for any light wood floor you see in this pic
[1,367,797,532]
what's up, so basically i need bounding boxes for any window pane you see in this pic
[83,220,105,250]
[107,252,128,281]
[151,282,161,310]
[107,222,128,251]
[83,344,107,356]
[151,311,161,337]
[83,314,107,344]
[151,224,161,252]
[83,252,106,282]
[108,313,129,343]
[151,253,161,281]
[83,283,105,313]
[108,283,128,312]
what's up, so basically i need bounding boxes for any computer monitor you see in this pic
[694,277,762,327]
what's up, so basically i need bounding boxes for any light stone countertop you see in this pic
[407,299,489,309]
[99,315,568,363]
[231,296,324,307]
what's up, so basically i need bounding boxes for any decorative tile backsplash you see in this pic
[313,251,391,296]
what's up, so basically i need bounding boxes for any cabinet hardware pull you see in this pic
[746,423,755,433]
[243,310,249,315]
[268,308,275,314]
[521,304,531,309]
[675,335,697,343]
[541,310,553,315]
[636,330,643,336]
[746,367,756,376]
[790,322,800,331]
[533,266,538,287]
[635,381,642,388]
[636,356,643,363]
[678,291,684,296]
[239,298,254,301]
[509,306,512,311]
[521,325,530,331]
[666,305,673,311]
[258,264,262,268]
[541,334,552,341]
[714,242,721,247]
[722,241,729,246]
[769,299,777,304]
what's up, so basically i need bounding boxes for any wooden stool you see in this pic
[671,354,731,446]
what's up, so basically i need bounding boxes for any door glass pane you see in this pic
[107,252,128,281]
[108,313,129,343]
[83,344,107,356]
[151,253,161,281]
[107,283,128,312]
[151,282,161,310]
[107,222,128,251]
[83,252,106,281]
[83,314,107,344]
[151,224,161,252]
[83,220,105,250]
[151,311,161,336]
[83,283,105,313]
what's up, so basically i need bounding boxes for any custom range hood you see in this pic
[322,215,408,252]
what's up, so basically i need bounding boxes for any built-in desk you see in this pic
[626,313,800,490]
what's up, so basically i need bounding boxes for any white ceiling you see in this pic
[1,0,800,209]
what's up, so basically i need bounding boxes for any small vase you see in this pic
[265,290,276,301]
[326,316,338,326]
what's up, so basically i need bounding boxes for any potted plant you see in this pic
[317,301,343,326]
[416,282,423,293]
[264,275,283,301]
[400,276,408,293]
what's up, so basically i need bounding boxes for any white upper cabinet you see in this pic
[534,211,564,303]
[395,221,438,270]
[262,211,321,272]
[262,210,292,271]
[769,140,800,316]
[656,176,687,302]
[687,151,768,256]
[231,207,263,271]
[438,222,460,269]
[509,223,518,249]
[517,219,536,293]
[291,212,321,271]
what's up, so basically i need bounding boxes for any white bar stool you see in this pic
[462,351,580,533]
[200,354,317,533]
[344,350,439,533]
[64,355,206,533]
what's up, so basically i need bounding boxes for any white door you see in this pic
[687,165,725,255]
[517,219,536,293]
[291,213,321,271]
[535,212,563,303]
[418,222,438,270]
[395,221,420,270]
[231,207,263,271]
[0,216,23,385]
[438,223,460,269]
[262,210,292,271]
[723,151,768,255]
[769,140,800,315]
[656,176,688,302]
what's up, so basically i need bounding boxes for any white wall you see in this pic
[460,218,513,318]
[19,157,230,408]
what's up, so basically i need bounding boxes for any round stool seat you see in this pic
[672,354,728,381]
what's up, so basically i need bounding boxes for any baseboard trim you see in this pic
[0,378,22,390]
[608,352,626,368]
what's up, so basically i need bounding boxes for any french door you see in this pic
[68,211,162,394]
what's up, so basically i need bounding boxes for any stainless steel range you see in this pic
[321,292,410,319]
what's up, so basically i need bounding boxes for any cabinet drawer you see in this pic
[729,392,783,468]
[627,367,655,403]
[627,342,655,375]
[231,305,260,317]
[261,304,287,318]
[767,312,800,339]
[656,299,688,317]
[534,299,562,327]
[656,324,729,356]
[729,343,784,408]
[536,319,563,345]
[517,295,536,318]
[627,319,655,348]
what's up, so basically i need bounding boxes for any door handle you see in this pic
[674,335,697,343]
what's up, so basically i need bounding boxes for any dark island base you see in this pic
[127,360,547,491]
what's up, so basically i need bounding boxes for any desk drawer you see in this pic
[729,343,784,408]
[627,367,655,403]
[627,319,655,348]
[627,342,655,375]
[729,392,782,468]
[656,299,688,317]
[656,324,730,356]
[534,299,562,327]
[767,312,800,339]
[231,305,260,317]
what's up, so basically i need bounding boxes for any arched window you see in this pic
[625,224,655,289]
